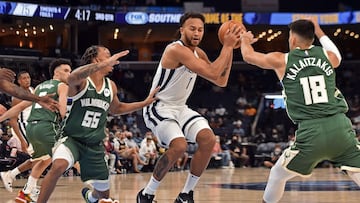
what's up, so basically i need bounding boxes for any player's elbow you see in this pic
[207,72,219,81]
[242,53,253,64]
[217,80,228,87]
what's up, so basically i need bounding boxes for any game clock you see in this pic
[68,8,115,22]
[69,9,91,21]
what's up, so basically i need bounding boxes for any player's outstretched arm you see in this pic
[308,17,341,68]
[67,50,129,94]
[0,100,31,122]
[240,31,285,78]
[109,81,159,115]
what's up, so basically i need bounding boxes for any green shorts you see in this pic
[26,121,58,159]
[63,136,108,182]
[286,113,360,175]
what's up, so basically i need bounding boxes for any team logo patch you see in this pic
[104,88,111,97]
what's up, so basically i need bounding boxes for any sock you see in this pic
[263,156,296,203]
[88,191,98,203]
[181,173,200,193]
[143,176,160,195]
[10,167,21,179]
[23,176,38,194]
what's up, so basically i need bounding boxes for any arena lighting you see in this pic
[257,30,282,41]
[113,28,119,39]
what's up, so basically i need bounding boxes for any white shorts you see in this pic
[143,103,211,148]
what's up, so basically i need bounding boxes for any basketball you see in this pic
[218,20,246,49]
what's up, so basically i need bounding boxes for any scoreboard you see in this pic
[0,1,359,25]
[68,8,115,22]
[0,1,114,22]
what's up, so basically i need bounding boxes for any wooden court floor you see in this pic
[1,167,359,203]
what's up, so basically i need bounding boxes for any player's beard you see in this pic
[185,36,201,47]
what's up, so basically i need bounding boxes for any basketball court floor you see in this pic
[1,167,359,202]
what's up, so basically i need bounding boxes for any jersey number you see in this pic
[34,91,48,109]
[299,75,328,105]
[81,110,101,128]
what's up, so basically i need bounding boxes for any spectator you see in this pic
[0,125,31,170]
[113,131,147,173]
[103,131,117,174]
[212,135,231,168]
[139,135,158,172]
[228,135,249,167]
[232,120,245,139]
[263,144,282,168]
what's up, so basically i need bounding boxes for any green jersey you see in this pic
[282,45,348,123]
[63,77,113,144]
[27,79,62,123]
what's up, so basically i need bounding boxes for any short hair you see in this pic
[49,58,72,78]
[179,12,205,27]
[288,19,315,41]
[16,71,29,80]
[80,45,106,66]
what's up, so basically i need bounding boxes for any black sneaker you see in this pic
[174,191,194,203]
[136,188,155,203]
[82,187,98,203]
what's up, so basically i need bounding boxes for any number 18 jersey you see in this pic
[282,45,348,123]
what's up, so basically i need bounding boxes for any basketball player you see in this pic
[36,46,159,203]
[0,68,57,110]
[8,71,34,153]
[239,18,360,203]
[0,59,72,203]
[137,12,241,203]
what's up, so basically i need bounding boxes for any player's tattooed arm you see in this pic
[70,63,104,81]
[220,66,229,77]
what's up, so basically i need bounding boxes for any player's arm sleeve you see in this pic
[319,36,342,63]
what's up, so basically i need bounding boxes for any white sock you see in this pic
[10,168,21,179]
[88,191,98,203]
[143,176,160,195]
[181,173,200,193]
[263,156,296,203]
[23,176,38,194]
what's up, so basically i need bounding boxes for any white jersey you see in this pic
[143,41,211,146]
[11,87,34,139]
[148,40,198,106]
[17,87,34,126]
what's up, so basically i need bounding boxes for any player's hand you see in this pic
[306,16,320,29]
[0,104,6,115]
[38,94,59,112]
[223,25,242,48]
[240,31,258,44]
[0,68,16,82]
[305,16,323,37]
[104,50,130,67]
[144,86,160,106]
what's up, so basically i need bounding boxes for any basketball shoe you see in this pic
[136,188,155,203]
[14,190,36,203]
[82,187,120,203]
[174,191,194,203]
[1,171,14,192]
